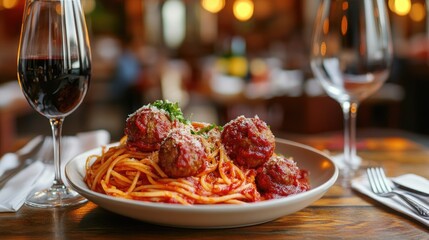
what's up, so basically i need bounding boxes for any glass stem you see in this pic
[49,117,65,188]
[341,101,359,173]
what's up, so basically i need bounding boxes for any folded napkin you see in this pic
[0,130,110,212]
[351,174,429,227]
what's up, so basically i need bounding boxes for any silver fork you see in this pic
[366,167,429,219]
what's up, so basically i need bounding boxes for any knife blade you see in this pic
[392,174,429,197]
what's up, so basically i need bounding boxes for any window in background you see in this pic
[162,0,186,49]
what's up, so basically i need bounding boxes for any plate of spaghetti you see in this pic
[65,100,338,228]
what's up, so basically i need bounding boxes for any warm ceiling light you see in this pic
[394,0,411,16]
[322,19,329,35]
[341,15,348,36]
[233,0,254,22]
[3,0,18,9]
[388,0,395,12]
[320,42,326,56]
[342,2,348,10]
[201,0,225,13]
[410,2,425,22]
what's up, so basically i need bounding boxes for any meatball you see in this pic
[125,106,172,152]
[256,155,310,199]
[221,116,275,168]
[158,129,207,178]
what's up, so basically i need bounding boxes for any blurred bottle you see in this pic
[215,36,249,79]
[228,36,248,79]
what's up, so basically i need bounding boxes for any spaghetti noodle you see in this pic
[85,100,309,205]
[85,134,261,205]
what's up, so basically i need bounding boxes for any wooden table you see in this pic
[1,130,428,239]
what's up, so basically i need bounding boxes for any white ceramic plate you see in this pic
[65,138,338,228]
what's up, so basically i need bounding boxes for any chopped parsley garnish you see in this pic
[150,100,190,124]
[191,124,223,137]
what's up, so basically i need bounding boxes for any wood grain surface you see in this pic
[1,132,428,239]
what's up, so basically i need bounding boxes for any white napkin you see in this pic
[0,135,44,177]
[351,174,429,227]
[0,129,110,212]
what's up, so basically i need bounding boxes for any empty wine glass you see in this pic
[17,0,91,207]
[310,0,393,184]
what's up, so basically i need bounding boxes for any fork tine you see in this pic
[373,168,387,193]
[375,167,392,192]
[367,168,383,193]
[366,168,378,193]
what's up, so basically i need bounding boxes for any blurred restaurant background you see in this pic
[1,0,429,153]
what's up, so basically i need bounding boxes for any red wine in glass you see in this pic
[18,57,90,117]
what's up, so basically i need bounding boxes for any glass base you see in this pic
[336,168,356,188]
[25,184,87,208]
[331,153,366,187]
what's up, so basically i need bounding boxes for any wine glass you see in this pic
[17,0,91,207]
[310,0,393,184]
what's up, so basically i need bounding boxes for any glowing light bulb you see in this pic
[395,0,411,16]
[3,0,18,9]
[233,0,254,22]
[201,0,225,13]
[410,3,425,22]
